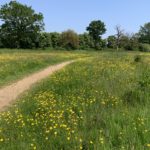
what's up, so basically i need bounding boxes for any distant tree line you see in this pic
[0,1,150,51]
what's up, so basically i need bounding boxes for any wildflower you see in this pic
[100,138,104,144]
[33,146,36,150]
[0,138,4,142]
[79,138,82,142]
[101,101,105,105]
[67,137,70,141]
[147,144,150,147]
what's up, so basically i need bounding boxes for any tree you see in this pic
[124,34,139,51]
[60,29,79,50]
[107,35,116,48]
[101,39,107,49]
[119,33,139,51]
[0,27,3,48]
[79,33,94,50]
[50,32,61,48]
[115,25,124,50]
[0,1,44,48]
[86,20,106,50]
[138,22,150,44]
[39,32,52,49]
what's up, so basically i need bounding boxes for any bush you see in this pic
[38,33,52,49]
[121,36,139,51]
[50,32,61,48]
[60,30,79,50]
[107,36,116,48]
[0,38,3,48]
[79,33,94,50]
[139,44,150,52]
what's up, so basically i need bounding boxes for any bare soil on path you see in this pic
[0,60,74,110]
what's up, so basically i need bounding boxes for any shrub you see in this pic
[79,33,94,50]
[50,32,61,48]
[139,44,150,52]
[60,30,79,50]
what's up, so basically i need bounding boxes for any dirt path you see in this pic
[0,60,74,110]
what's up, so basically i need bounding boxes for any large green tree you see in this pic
[0,1,44,48]
[86,20,106,50]
[138,22,150,44]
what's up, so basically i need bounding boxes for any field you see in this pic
[0,50,150,149]
[0,49,88,87]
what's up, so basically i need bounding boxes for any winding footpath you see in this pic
[0,60,74,110]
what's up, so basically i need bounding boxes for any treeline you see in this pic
[0,1,150,51]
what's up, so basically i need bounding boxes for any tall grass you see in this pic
[0,49,88,87]
[0,52,150,149]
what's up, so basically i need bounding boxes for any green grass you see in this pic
[0,51,150,149]
[0,49,89,87]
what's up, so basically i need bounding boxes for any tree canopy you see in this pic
[0,1,44,48]
[138,22,150,44]
[86,20,106,50]
[0,1,150,51]
[60,30,79,50]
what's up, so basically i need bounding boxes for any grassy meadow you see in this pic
[0,50,150,149]
[0,49,89,87]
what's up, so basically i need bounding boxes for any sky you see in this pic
[0,0,150,37]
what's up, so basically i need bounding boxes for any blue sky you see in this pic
[0,0,150,37]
